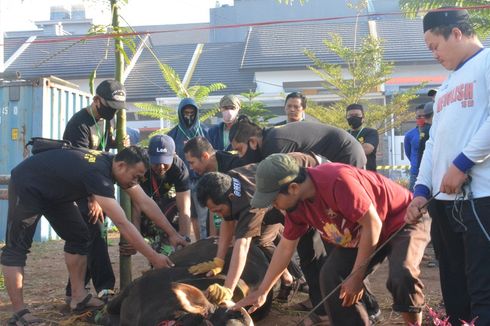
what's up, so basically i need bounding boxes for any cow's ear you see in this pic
[172,283,212,315]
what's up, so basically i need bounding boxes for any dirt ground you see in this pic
[0,233,442,326]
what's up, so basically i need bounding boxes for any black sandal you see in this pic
[71,293,105,314]
[7,308,45,325]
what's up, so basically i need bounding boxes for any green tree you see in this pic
[239,91,276,126]
[400,0,490,38]
[304,1,421,133]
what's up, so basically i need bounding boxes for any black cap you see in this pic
[96,80,127,110]
[423,8,470,33]
[427,89,437,97]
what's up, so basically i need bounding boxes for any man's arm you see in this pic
[224,237,252,292]
[175,190,191,237]
[94,195,173,268]
[340,204,383,307]
[233,237,299,313]
[125,185,187,247]
[404,133,411,158]
[216,220,236,261]
[131,199,142,231]
[361,129,378,156]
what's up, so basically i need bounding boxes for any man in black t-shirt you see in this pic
[345,104,379,172]
[132,135,192,255]
[62,79,127,301]
[229,117,366,168]
[1,147,187,323]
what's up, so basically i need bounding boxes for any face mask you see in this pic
[240,141,262,164]
[183,115,195,128]
[416,118,425,127]
[222,109,239,124]
[347,116,363,129]
[99,103,117,120]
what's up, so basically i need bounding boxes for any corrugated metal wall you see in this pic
[0,77,91,242]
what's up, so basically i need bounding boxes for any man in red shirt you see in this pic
[234,154,430,325]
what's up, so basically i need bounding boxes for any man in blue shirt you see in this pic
[404,104,425,191]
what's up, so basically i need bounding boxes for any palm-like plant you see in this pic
[400,0,490,38]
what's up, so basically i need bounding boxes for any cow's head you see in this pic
[171,283,253,326]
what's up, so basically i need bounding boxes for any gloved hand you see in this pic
[188,257,224,276]
[206,283,233,304]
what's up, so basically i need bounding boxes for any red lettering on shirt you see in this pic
[436,82,475,112]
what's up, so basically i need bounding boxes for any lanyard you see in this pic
[89,107,107,150]
[177,124,201,141]
[351,127,364,140]
[151,173,161,198]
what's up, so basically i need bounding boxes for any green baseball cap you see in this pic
[251,154,300,208]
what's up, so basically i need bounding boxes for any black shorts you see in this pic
[1,178,90,267]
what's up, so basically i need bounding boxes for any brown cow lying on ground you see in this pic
[97,238,272,326]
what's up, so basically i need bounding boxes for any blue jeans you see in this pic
[429,197,490,325]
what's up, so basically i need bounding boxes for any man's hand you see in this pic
[205,283,233,304]
[168,233,189,249]
[188,257,224,276]
[405,196,428,224]
[88,196,104,224]
[150,254,175,269]
[232,290,268,314]
[440,164,468,195]
[339,274,364,307]
[119,242,137,256]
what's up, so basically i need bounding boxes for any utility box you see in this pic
[0,77,91,242]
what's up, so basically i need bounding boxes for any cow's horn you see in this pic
[240,307,254,326]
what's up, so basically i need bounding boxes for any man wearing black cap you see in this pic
[62,79,128,302]
[130,135,192,256]
[346,103,379,172]
[406,7,490,324]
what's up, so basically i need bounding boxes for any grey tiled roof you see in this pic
[375,18,434,63]
[3,37,28,62]
[5,36,139,80]
[241,21,370,69]
[190,42,255,96]
[124,43,197,101]
[133,23,209,46]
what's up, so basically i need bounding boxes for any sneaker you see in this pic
[276,279,301,303]
[369,309,381,325]
[97,289,115,303]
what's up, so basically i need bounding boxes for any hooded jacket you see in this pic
[167,98,209,179]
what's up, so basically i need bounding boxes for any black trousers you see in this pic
[297,228,381,318]
[65,198,115,296]
[429,198,490,326]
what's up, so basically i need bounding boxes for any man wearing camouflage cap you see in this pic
[235,154,430,325]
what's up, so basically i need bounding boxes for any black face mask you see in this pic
[99,104,117,120]
[240,141,262,164]
[183,115,195,128]
[347,116,363,129]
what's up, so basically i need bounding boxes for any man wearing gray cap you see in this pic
[209,95,241,151]
[406,7,490,324]
[234,154,430,326]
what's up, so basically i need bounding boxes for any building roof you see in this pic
[133,23,209,46]
[190,42,255,96]
[241,21,370,70]
[5,36,140,80]
[124,43,196,101]
[375,18,434,63]
[3,37,28,63]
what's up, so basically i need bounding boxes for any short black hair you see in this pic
[346,103,364,115]
[278,167,308,194]
[429,22,475,39]
[285,92,307,109]
[196,172,232,207]
[183,136,214,159]
[114,146,149,170]
[415,104,425,111]
[229,115,263,144]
